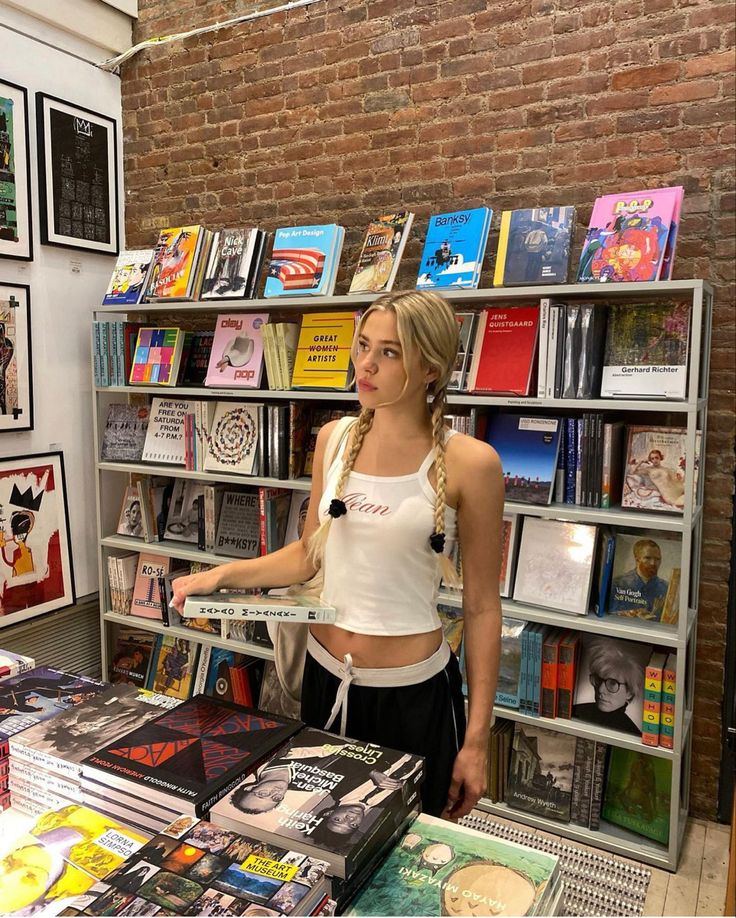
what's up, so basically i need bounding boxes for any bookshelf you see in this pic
[92,278,712,871]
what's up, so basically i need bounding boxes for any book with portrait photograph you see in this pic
[109,626,158,689]
[513,517,598,616]
[117,484,144,538]
[505,722,577,823]
[622,425,688,513]
[164,479,206,544]
[608,531,681,623]
[572,635,653,738]
[210,727,424,879]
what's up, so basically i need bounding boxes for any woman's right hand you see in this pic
[170,567,223,614]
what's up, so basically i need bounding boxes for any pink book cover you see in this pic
[204,313,268,388]
[130,553,171,620]
[577,187,680,284]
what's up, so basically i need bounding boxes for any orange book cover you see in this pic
[541,630,566,719]
[556,632,579,719]
[148,225,204,299]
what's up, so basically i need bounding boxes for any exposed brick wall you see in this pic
[122,0,735,821]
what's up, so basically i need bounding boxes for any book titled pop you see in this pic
[264,224,344,297]
[349,212,414,294]
[103,249,155,305]
[129,327,187,385]
[416,206,492,289]
[466,306,540,395]
[291,311,357,389]
[182,592,337,622]
[204,313,268,387]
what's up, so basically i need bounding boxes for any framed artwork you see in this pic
[36,92,119,255]
[0,451,75,626]
[0,282,33,432]
[0,78,33,260]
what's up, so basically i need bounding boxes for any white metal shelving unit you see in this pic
[92,278,712,871]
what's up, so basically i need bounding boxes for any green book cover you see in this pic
[602,747,671,845]
[347,813,558,917]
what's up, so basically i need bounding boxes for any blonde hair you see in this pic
[307,290,461,588]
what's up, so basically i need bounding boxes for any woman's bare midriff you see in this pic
[309,623,443,668]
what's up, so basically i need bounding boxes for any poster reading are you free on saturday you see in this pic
[0,452,75,626]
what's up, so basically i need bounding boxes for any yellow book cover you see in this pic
[291,311,357,389]
[148,225,204,299]
[493,210,512,286]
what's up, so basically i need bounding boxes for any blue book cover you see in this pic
[485,414,562,506]
[496,617,525,709]
[416,207,492,289]
[495,206,575,286]
[103,249,155,305]
[264,224,343,297]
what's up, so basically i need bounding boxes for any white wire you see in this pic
[98,0,326,71]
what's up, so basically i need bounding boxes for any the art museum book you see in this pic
[485,414,562,505]
[601,302,690,400]
[8,685,180,780]
[82,696,302,816]
[210,727,424,879]
[201,227,263,299]
[182,591,338,623]
[88,815,331,917]
[505,722,577,824]
[264,224,345,297]
[415,206,492,289]
[346,812,560,918]
[147,224,213,300]
[494,206,576,286]
[204,312,268,388]
[349,212,414,294]
[103,248,156,305]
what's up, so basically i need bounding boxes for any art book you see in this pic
[142,397,196,465]
[577,187,682,283]
[494,206,575,286]
[0,666,105,739]
[622,425,688,513]
[291,312,357,390]
[505,723,577,824]
[349,212,414,294]
[203,401,261,476]
[164,479,206,544]
[147,633,199,700]
[415,206,492,289]
[499,513,520,598]
[602,747,671,844]
[496,618,526,708]
[130,552,174,620]
[129,327,188,386]
[0,648,35,679]
[601,302,690,400]
[608,531,681,623]
[264,224,344,297]
[147,225,209,300]
[100,403,150,462]
[110,627,158,689]
[466,305,540,395]
[82,697,302,816]
[210,727,424,878]
[117,484,144,538]
[485,414,562,505]
[202,227,261,299]
[182,592,337,623]
[448,311,477,391]
[73,816,330,918]
[204,313,268,388]
[103,249,155,305]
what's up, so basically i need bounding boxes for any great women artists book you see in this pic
[415,206,492,289]
[210,728,424,879]
[182,592,337,623]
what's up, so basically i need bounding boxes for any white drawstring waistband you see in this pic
[307,632,451,737]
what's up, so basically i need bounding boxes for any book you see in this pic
[601,302,690,400]
[103,248,155,305]
[0,648,35,680]
[658,185,684,280]
[181,329,215,385]
[204,648,259,705]
[141,397,195,465]
[541,630,566,719]
[642,650,667,746]
[608,531,681,623]
[0,667,105,739]
[82,697,302,817]
[513,517,598,616]
[94,816,330,917]
[284,491,311,545]
[201,227,261,299]
[660,653,676,749]
[203,401,261,476]
[100,404,150,462]
[130,552,175,620]
[485,414,562,506]
[204,313,269,388]
[291,311,357,390]
[448,311,477,391]
[265,224,344,297]
[210,727,424,879]
[415,206,492,289]
[494,206,575,286]
[577,187,682,283]
[346,812,559,917]
[109,627,158,689]
[499,513,520,598]
[349,212,414,294]
[147,634,200,699]
[622,425,688,513]
[496,617,525,709]
[182,592,338,623]
[602,747,671,844]
[129,327,188,386]
[466,305,540,395]
[116,484,144,538]
[437,603,464,655]
[214,488,261,558]
[576,303,608,398]
[147,225,210,300]
[505,722,577,823]
[164,479,207,544]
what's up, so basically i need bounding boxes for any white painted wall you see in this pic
[0,19,125,601]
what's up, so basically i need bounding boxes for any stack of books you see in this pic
[0,649,35,809]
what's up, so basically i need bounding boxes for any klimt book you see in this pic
[416,207,492,290]
[264,224,344,297]
[466,306,540,395]
[103,249,155,305]
[494,206,575,286]
[349,212,414,294]
[291,312,357,390]
[182,592,338,623]
[204,313,269,388]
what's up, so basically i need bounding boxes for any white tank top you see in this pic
[318,429,459,635]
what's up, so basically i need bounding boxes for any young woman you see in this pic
[172,290,504,820]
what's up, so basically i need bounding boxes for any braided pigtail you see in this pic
[429,384,461,589]
[306,408,375,571]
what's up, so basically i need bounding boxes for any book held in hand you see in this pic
[415,206,492,289]
[349,212,414,294]
[182,591,338,623]
[494,206,575,286]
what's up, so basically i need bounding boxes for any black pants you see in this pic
[301,648,467,816]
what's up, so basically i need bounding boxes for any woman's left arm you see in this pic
[443,437,505,821]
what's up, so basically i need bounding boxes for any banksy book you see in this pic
[82,696,302,817]
[416,207,492,290]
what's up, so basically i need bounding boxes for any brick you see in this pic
[612,62,681,91]
[650,80,721,106]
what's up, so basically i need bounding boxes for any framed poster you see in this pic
[0,451,75,626]
[0,78,33,260]
[36,92,119,255]
[0,282,33,432]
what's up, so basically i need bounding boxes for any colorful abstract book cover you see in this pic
[202,227,259,299]
[83,697,301,812]
[484,414,562,505]
[203,401,261,475]
[148,225,204,299]
[494,206,575,286]
[347,812,558,916]
[577,188,679,283]
[0,666,105,738]
[129,326,185,385]
[602,747,671,844]
[349,212,414,294]
[291,312,357,389]
[103,249,155,305]
[264,225,342,297]
[204,313,268,388]
[416,207,492,289]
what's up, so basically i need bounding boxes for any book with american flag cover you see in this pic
[264,224,344,297]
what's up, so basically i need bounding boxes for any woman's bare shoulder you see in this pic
[446,430,502,475]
